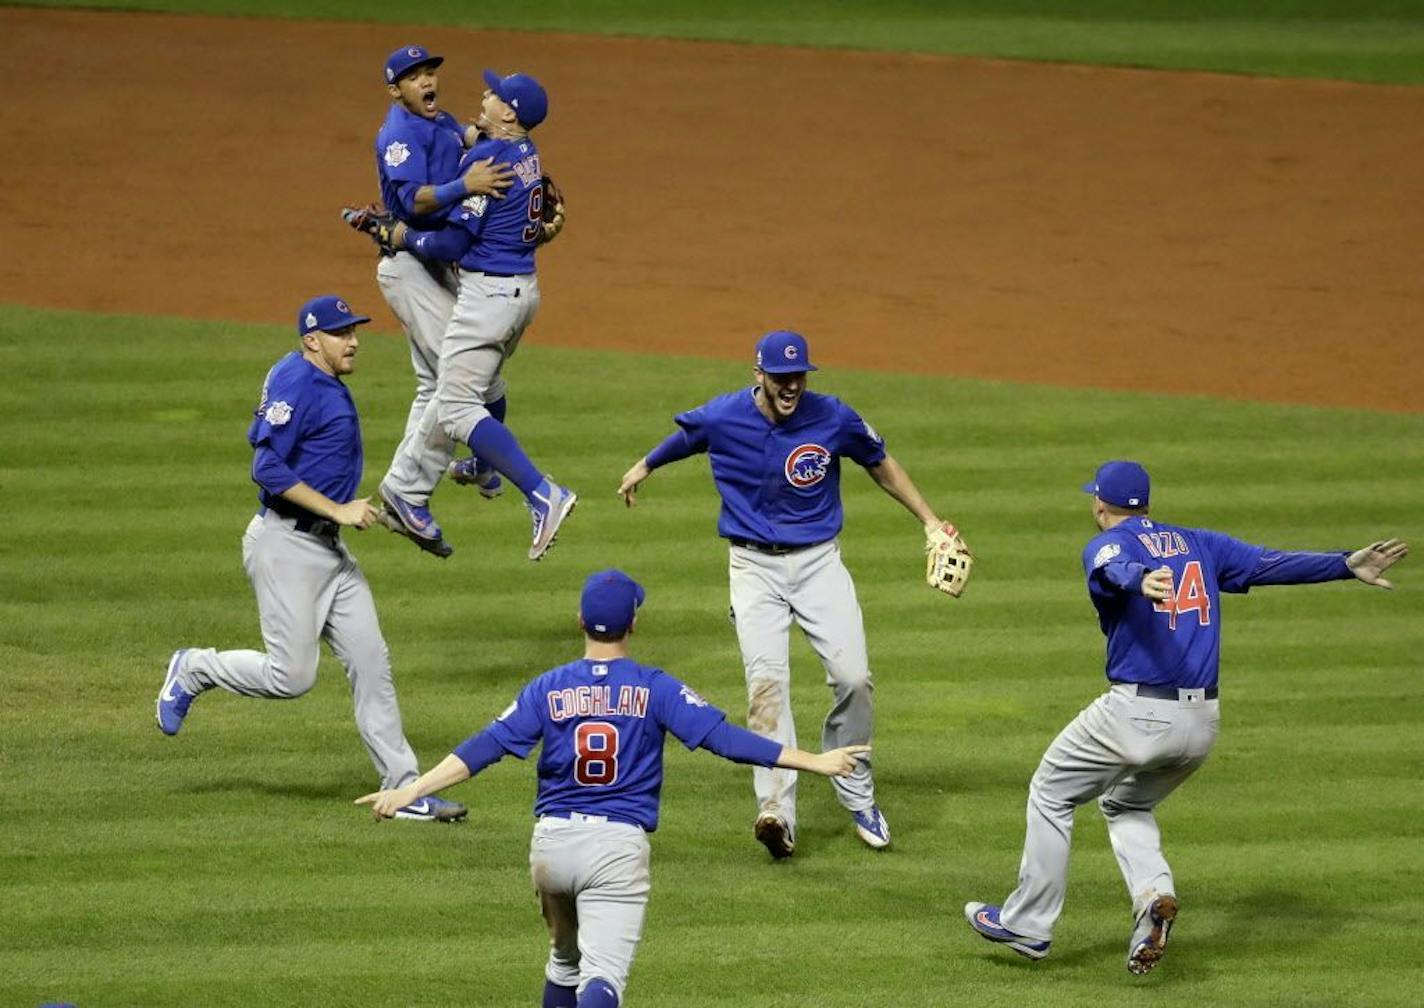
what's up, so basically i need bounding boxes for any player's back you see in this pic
[448,135,543,274]
[519,656,721,832]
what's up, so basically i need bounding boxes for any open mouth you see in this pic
[421,88,438,112]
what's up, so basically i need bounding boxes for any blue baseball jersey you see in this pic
[440,135,544,274]
[481,657,727,832]
[248,352,362,511]
[1084,516,1350,689]
[375,104,467,228]
[672,389,887,546]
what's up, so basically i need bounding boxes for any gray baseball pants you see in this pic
[531,815,651,1003]
[382,269,536,503]
[729,539,875,829]
[1000,684,1220,940]
[178,511,420,789]
[377,252,459,505]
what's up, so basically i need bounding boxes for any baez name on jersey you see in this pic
[547,684,650,722]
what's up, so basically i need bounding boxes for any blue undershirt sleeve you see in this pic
[645,430,700,470]
[698,721,783,767]
[406,224,472,262]
[1246,550,1352,586]
[391,180,422,219]
[1090,559,1150,596]
[451,728,509,776]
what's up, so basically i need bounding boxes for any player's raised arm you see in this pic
[618,427,706,507]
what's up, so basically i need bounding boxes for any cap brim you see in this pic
[482,69,503,95]
[321,314,371,331]
[1081,482,1098,495]
[758,363,818,374]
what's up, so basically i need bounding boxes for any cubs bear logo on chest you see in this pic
[785,443,832,487]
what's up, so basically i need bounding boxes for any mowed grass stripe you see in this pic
[2,305,1421,1007]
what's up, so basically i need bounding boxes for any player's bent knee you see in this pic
[268,659,319,698]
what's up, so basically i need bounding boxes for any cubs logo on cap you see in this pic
[385,45,443,84]
[296,294,372,336]
[754,330,818,374]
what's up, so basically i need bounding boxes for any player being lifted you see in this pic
[357,569,868,1008]
[352,70,575,561]
[964,460,1409,975]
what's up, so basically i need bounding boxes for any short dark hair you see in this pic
[585,627,629,644]
[1102,500,1149,517]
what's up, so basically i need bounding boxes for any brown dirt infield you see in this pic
[4,8,1422,411]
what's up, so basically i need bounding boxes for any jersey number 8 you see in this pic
[574,721,620,786]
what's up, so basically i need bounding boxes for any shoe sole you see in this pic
[529,491,578,561]
[156,648,191,736]
[1127,895,1178,975]
[755,815,795,859]
[377,494,454,559]
[393,806,469,823]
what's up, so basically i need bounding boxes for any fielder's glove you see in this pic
[538,174,566,245]
[925,522,974,597]
[341,202,400,256]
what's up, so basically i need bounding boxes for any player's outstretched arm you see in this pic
[617,458,652,507]
[866,455,943,529]
[777,744,871,778]
[355,753,472,819]
[1347,538,1409,589]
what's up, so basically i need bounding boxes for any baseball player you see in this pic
[155,295,466,822]
[616,330,961,858]
[356,569,868,1007]
[965,460,1409,974]
[368,45,516,557]
[368,70,576,561]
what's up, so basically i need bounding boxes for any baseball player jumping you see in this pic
[964,460,1409,974]
[358,70,576,561]
[365,45,519,557]
[156,295,466,822]
[356,569,867,1007]
[617,330,963,857]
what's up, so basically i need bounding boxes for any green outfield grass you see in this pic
[13,0,1424,83]
[2,305,1421,1007]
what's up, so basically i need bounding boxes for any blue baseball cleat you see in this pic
[852,804,891,849]
[964,902,1051,960]
[393,795,468,822]
[378,484,453,558]
[447,457,504,499]
[1127,894,1178,975]
[156,648,197,736]
[527,478,577,561]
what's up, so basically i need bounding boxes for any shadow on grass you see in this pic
[186,777,352,801]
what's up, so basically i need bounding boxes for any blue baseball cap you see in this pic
[483,69,548,129]
[580,569,646,636]
[1082,460,1151,509]
[755,330,817,374]
[385,45,443,84]
[297,295,371,337]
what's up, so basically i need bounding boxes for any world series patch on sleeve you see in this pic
[926,522,974,597]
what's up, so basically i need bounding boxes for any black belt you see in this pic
[729,538,822,556]
[1129,683,1218,701]
[477,270,518,277]
[261,504,340,539]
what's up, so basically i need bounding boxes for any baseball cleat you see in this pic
[754,812,796,860]
[1127,894,1178,975]
[156,648,197,736]
[527,478,577,561]
[447,457,504,498]
[393,795,468,822]
[852,804,891,849]
[963,903,1051,960]
[378,485,453,558]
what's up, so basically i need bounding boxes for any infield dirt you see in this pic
[5,8,1422,411]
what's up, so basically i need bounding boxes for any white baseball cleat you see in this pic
[755,812,795,860]
[527,478,577,561]
[852,804,891,849]
[1127,894,1178,975]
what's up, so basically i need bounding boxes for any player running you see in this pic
[964,460,1408,975]
[356,569,867,1008]
[361,69,575,561]
[366,45,516,555]
[156,295,466,822]
[616,330,962,858]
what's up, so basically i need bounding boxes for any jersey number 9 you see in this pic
[521,187,544,244]
[574,721,620,786]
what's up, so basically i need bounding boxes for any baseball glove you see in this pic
[538,174,566,245]
[925,522,974,597]
[341,202,400,256]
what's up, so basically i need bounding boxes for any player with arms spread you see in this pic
[964,460,1409,974]
[365,45,516,553]
[357,569,867,1008]
[616,330,966,858]
[358,70,576,561]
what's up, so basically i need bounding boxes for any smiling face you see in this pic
[302,325,360,376]
[388,62,441,119]
[477,87,519,135]
[754,368,808,423]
